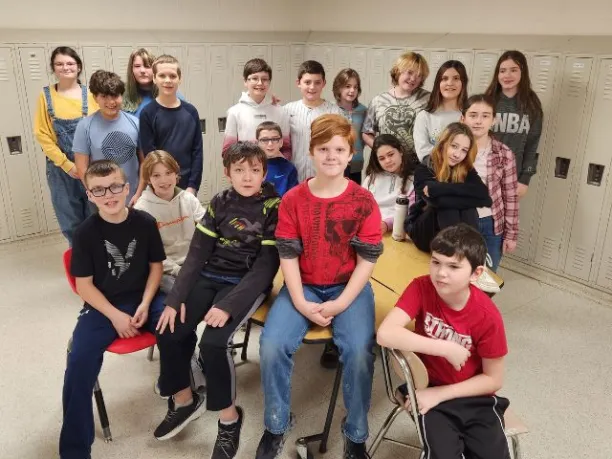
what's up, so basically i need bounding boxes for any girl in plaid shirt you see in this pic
[462,94,519,271]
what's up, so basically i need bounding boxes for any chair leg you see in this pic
[240,320,253,362]
[93,380,112,442]
[367,404,404,457]
[319,363,343,453]
[147,345,155,362]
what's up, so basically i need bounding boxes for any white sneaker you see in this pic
[472,267,501,294]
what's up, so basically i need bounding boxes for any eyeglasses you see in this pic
[89,183,126,197]
[247,76,271,84]
[54,62,78,68]
[258,137,281,144]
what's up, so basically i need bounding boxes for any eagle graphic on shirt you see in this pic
[104,239,137,279]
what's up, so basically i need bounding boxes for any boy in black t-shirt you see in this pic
[153,142,280,459]
[60,160,166,459]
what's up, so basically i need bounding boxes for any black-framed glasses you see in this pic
[258,137,281,144]
[89,183,126,197]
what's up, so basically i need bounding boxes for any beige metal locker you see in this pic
[289,44,305,101]
[535,56,594,270]
[451,50,474,79]
[251,44,270,63]
[211,45,232,195]
[469,51,500,95]
[186,45,214,204]
[0,47,42,237]
[110,46,132,81]
[17,46,58,234]
[81,46,110,84]
[349,47,368,103]
[509,54,560,261]
[305,44,334,101]
[424,50,449,91]
[563,58,612,281]
[334,45,351,74]
[595,199,612,290]
[271,45,292,106]
[230,45,251,99]
[366,48,386,106]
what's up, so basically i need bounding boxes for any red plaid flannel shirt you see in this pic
[488,139,519,241]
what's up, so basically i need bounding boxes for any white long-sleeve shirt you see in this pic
[363,172,414,229]
[413,110,462,161]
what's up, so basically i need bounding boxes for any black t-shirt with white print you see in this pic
[71,209,166,306]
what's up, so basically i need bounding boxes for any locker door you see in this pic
[534,56,594,270]
[366,48,386,106]
[424,50,449,92]
[110,46,132,81]
[17,46,58,233]
[509,54,560,261]
[251,45,270,63]
[470,51,500,94]
[290,44,305,101]
[451,50,474,79]
[211,45,232,194]
[596,200,612,290]
[0,49,13,240]
[350,47,368,102]
[0,47,42,237]
[82,46,109,84]
[230,45,251,98]
[563,59,612,281]
[186,45,214,204]
[334,46,351,72]
[271,45,291,106]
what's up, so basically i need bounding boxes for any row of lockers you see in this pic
[1,40,612,296]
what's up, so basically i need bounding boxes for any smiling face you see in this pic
[244,71,271,100]
[94,94,123,119]
[440,67,462,101]
[462,102,495,140]
[311,135,353,179]
[498,59,522,93]
[397,68,423,95]
[132,55,153,87]
[225,158,265,197]
[376,145,402,174]
[340,77,359,104]
[430,251,478,297]
[445,134,471,167]
[86,171,129,216]
[154,62,181,97]
[257,129,283,158]
[297,73,325,103]
[53,53,80,82]
[149,163,178,201]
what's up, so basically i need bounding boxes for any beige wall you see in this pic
[2,0,612,35]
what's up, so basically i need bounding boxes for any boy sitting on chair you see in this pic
[61,160,166,459]
[154,142,280,459]
[377,223,510,459]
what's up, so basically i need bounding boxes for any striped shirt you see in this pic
[283,100,343,182]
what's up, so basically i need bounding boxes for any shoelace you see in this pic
[164,408,178,423]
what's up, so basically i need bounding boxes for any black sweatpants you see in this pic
[409,208,479,252]
[157,276,264,411]
[418,395,510,459]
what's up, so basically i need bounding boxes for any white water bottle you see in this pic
[392,195,410,241]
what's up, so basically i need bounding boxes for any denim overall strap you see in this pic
[43,85,55,119]
[80,85,88,117]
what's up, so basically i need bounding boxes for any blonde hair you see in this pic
[152,54,182,78]
[309,114,356,156]
[390,52,429,86]
[123,48,157,113]
[141,150,180,185]
[431,122,476,183]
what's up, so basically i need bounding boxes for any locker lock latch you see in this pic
[587,163,605,186]
[7,136,22,155]
[554,157,571,179]
[199,119,206,134]
[218,117,227,133]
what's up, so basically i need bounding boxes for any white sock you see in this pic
[173,396,193,409]
[220,416,239,426]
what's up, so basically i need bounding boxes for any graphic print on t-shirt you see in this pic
[101,131,137,165]
[424,311,473,351]
[381,104,417,156]
[104,238,137,279]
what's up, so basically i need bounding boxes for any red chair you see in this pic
[63,249,156,442]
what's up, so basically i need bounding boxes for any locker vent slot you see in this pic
[554,157,571,178]
[28,53,44,81]
[535,68,551,93]
[20,208,34,230]
[570,246,587,271]
[541,237,557,260]
[587,163,605,186]
[602,256,612,282]
[0,58,8,81]
[568,69,586,97]
[604,71,612,100]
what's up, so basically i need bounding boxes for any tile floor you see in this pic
[1,237,610,458]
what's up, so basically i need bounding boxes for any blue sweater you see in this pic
[265,157,298,196]
[139,100,203,190]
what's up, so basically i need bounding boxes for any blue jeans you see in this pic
[259,282,375,443]
[478,216,503,272]
[59,293,165,459]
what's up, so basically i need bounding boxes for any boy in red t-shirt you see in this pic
[255,114,383,459]
[377,223,510,459]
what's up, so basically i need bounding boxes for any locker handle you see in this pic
[7,136,23,155]
[554,157,571,179]
[587,163,605,186]
[200,119,206,135]
[218,117,227,133]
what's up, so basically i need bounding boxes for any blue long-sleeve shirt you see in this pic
[139,100,203,190]
[265,157,298,196]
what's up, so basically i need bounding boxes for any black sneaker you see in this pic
[211,406,244,459]
[255,414,295,459]
[320,342,339,369]
[342,418,371,459]
[154,391,206,440]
